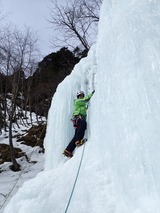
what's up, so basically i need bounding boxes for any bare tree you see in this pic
[24,59,38,124]
[49,0,102,52]
[0,25,39,171]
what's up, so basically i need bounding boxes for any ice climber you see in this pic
[63,90,95,158]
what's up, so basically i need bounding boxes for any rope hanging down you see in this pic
[64,143,86,213]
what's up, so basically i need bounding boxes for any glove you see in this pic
[92,90,95,94]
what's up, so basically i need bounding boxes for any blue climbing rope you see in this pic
[64,143,86,213]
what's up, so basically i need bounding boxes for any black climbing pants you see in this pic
[65,118,87,153]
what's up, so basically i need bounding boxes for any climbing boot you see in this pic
[63,150,73,158]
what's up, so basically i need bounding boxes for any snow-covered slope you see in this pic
[4,0,160,212]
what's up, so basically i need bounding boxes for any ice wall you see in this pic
[89,0,160,210]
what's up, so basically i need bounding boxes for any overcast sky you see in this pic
[1,0,54,57]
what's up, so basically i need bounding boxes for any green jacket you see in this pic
[73,93,93,117]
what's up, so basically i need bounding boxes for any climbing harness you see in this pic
[64,142,86,213]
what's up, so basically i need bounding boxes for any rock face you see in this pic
[17,123,46,150]
[26,47,80,117]
[0,144,23,165]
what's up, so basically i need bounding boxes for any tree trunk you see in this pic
[0,106,2,134]
[9,114,20,172]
